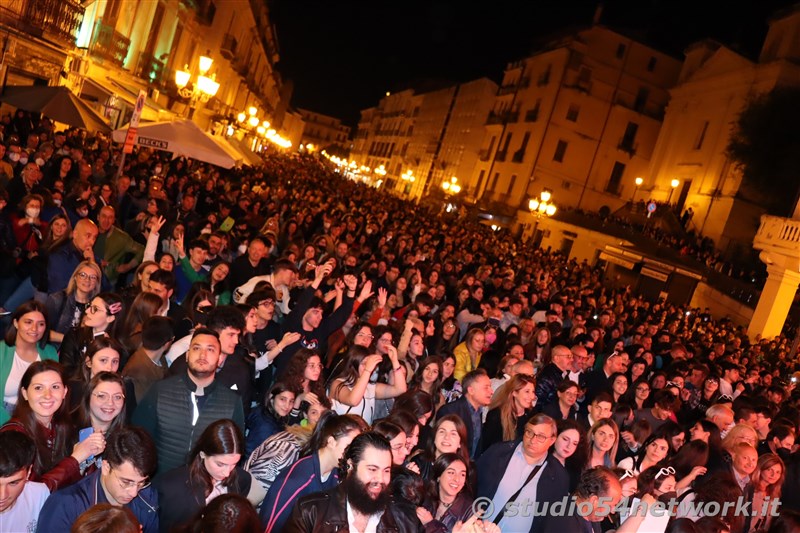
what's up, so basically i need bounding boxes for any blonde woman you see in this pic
[45,261,102,344]
[453,328,485,381]
[481,374,537,453]
[587,418,619,469]
[721,423,759,454]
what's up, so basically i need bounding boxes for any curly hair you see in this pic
[281,348,326,399]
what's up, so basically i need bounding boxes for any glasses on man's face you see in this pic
[77,272,99,282]
[636,386,650,393]
[111,467,150,491]
[524,429,553,443]
[92,392,125,404]
[259,300,275,308]
[87,304,107,315]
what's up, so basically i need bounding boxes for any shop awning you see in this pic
[81,77,168,122]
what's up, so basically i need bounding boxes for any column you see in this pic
[749,264,800,341]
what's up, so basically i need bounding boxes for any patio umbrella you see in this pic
[111,119,236,169]
[0,85,111,132]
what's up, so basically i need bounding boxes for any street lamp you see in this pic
[528,188,557,218]
[668,178,680,205]
[175,55,220,117]
[633,176,643,203]
[442,176,462,195]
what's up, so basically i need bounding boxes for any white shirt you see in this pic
[487,444,546,532]
[4,352,38,410]
[0,480,49,533]
[346,499,383,533]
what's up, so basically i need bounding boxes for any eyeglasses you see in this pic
[87,304,107,315]
[93,391,125,404]
[619,469,636,481]
[258,300,275,308]
[110,467,150,490]
[77,272,99,282]
[636,386,650,392]
[524,429,553,443]
[655,466,676,480]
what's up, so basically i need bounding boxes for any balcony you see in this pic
[497,77,530,95]
[615,94,666,121]
[494,150,507,162]
[486,110,520,125]
[234,58,249,77]
[135,52,165,85]
[525,108,539,122]
[754,215,800,258]
[220,33,237,60]
[0,0,84,46]
[90,19,130,67]
[617,140,637,157]
[512,150,525,163]
[479,149,491,162]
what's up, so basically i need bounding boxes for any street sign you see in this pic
[647,201,657,213]
[122,90,147,155]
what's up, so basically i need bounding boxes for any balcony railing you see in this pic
[135,52,165,85]
[617,140,637,157]
[0,0,84,46]
[754,215,800,256]
[90,19,130,67]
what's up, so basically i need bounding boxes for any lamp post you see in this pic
[528,188,557,218]
[633,176,643,203]
[441,176,462,196]
[174,54,220,118]
[668,178,680,206]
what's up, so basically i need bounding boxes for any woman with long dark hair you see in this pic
[410,355,444,407]
[154,419,265,533]
[245,382,296,456]
[409,414,470,481]
[66,336,125,410]
[58,292,124,377]
[0,300,58,423]
[0,360,103,491]
[259,412,367,532]
[281,348,327,425]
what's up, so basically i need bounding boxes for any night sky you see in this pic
[269,0,797,128]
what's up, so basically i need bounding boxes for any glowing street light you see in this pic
[174,55,219,117]
[633,176,643,202]
[442,176,461,195]
[528,188,556,218]
[668,178,680,204]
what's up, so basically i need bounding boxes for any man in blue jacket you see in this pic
[476,413,570,533]
[36,426,159,533]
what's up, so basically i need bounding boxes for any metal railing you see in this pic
[90,18,131,67]
[0,0,84,46]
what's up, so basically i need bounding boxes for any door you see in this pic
[676,180,692,213]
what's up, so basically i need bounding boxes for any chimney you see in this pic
[593,3,604,26]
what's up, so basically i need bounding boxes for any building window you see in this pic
[507,174,517,195]
[616,43,626,59]
[553,140,568,163]
[620,122,638,152]
[490,172,500,191]
[647,56,657,72]
[476,170,486,194]
[606,162,626,195]
[634,87,649,112]
[694,121,709,150]
[577,67,592,90]
[566,104,580,122]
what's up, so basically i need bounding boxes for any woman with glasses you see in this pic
[1,360,103,491]
[0,301,60,424]
[481,374,537,453]
[45,261,102,345]
[155,419,265,533]
[71,371,127,476]
[626,378,651,410]
[374,420,411,467]
[59,292,124,378]
[541,379,580,421]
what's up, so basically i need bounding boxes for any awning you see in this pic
[210,135,245,167]
[228,136,263,166]
[81,77,166,122]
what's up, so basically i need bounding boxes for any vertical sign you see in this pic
[122,90,147,155]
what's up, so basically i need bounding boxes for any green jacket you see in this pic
[94,226,144,284]
[0,341,59,425]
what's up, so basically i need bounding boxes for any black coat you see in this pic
[153,464,252,533]
[535,363,568,406]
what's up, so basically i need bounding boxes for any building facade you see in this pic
[297,108,351,154]
[469,25,681,221]
[1,0,290,144]
[646,7,800,253]
[351,79,497,201]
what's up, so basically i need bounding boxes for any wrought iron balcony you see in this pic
[90,19,131,67]
[0,0,84,46]
[136,52,165,85]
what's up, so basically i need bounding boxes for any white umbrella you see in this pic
[112,119,236,169]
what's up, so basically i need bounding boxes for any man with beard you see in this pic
[285,432,421,533]
[133,328,245,475]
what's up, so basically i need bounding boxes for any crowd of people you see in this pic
[0,109,799,533]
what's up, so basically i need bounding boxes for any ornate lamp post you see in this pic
[174,54,220,118]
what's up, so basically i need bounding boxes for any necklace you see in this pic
[439,498,454,509]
